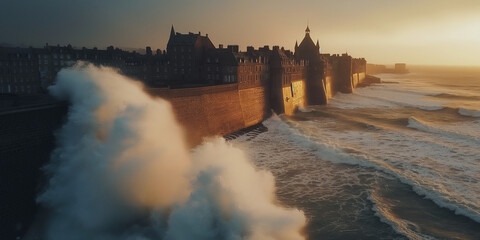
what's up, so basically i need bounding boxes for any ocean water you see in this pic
[230,66,480,240]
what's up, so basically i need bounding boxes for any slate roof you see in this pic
[298,32,316,50]
[167,26,214,48]
[169,33,200,46]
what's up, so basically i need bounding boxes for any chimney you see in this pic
[219,44,224,49]
[227,45,239,53]
[247,46,254,52]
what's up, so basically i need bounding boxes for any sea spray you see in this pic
[38,63,306,240]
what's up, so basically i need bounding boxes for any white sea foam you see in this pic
[458,108,480,117]
[233,71,480,238]
[297,107,312,113]
[368,192,436,240]
[230,115,391,236]
[329,84,444,111]
[263,116,480,224]
[38,63,306,240]
[407,117,480,145]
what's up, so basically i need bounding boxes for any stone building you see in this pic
[167,26,215,86]
[203,47,238,85]
[295,25,327,104]
[270,46,308,114]
[0,47,42,95]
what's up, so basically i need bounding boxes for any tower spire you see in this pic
[306,19,311,34]
[170,25,175,39]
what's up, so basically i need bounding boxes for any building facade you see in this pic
[0,48,41,95]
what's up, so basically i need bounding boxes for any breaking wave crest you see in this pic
[37,63,306,240]
[263,116,480,225]
[458,108,480,118]
[430,93,480,101]
[330,85,444,111]
[368,192,435,240]
[407,117,480,145]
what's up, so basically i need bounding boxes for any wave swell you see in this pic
[265,116,480,225]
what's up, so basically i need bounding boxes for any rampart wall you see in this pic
[324,76,335,100]
[0,103,67,239]
[281,79,307,115]
[352,72,366,88]
[146,83,269,146]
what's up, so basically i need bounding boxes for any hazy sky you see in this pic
[1,0,480,66]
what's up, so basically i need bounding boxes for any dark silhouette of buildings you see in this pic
[0,47,42,95]
[167,26,215,86]
[0,25,367,113]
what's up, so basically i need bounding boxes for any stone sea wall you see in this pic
[147,83,270,146]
